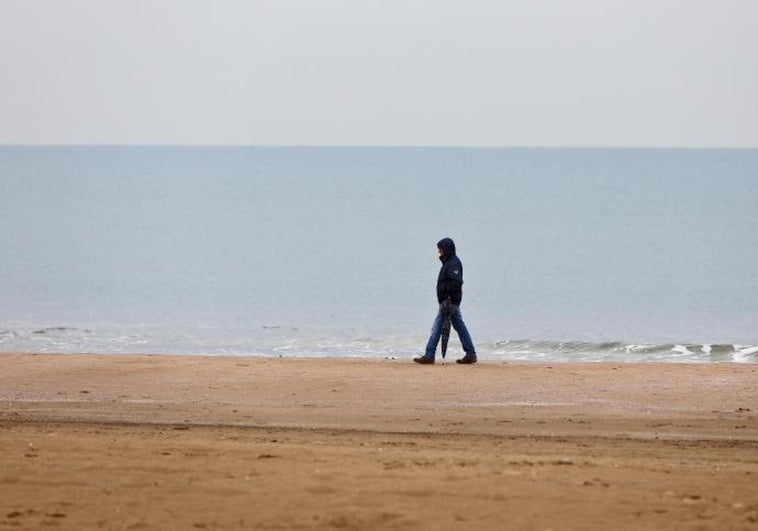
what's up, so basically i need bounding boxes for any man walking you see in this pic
[414,238,477,364]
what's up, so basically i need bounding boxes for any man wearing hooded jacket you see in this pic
[414,237,477,364]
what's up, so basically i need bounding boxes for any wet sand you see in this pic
[1,353,757,529]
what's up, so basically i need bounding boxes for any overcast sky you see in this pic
[1,0,756,147]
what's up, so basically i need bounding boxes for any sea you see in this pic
[1,146,757,362]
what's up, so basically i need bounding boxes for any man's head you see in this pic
[437,238,456,259]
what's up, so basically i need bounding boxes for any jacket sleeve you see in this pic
[436,260,463,304]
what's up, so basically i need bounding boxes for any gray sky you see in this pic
[1,0,756,146]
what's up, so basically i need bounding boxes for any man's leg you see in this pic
[450,306,477,363]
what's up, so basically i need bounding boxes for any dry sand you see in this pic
[1,353,757,530]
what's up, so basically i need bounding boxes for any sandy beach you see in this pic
[1,353,757,530]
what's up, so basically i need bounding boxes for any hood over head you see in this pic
[437,238,456,261]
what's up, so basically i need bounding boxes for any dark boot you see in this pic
[413,355,435,365]
[456,353,477,364]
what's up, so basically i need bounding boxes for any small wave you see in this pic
[0,326,145,354]
[489,339,758,363]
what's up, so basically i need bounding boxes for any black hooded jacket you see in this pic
[436,238,463,305]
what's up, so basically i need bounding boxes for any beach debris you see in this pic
[682,495,702,505]
[6,509,42,519]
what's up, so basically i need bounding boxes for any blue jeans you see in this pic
[425,303,476,358]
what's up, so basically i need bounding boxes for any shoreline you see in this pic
[2,353,757,529]
[3,337,758,363]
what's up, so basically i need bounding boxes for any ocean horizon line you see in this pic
[1,143,756,151]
